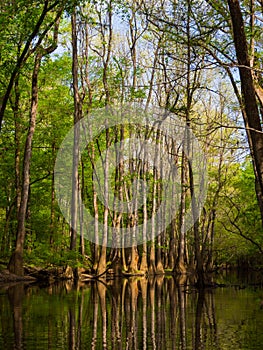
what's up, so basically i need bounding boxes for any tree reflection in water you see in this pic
[83,277,218,350]
[8,284,24,350]
[3,275,263,349]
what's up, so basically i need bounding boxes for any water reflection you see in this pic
[1,275,263,349]
[8,284,24,350]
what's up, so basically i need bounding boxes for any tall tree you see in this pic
[70,7,82,251]
[8,17,61,275]
[227,0,263,224]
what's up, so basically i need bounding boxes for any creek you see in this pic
[0,270,263,349]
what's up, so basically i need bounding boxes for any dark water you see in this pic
[0,271,263,349]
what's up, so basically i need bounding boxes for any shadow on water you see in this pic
[1,271,263,349]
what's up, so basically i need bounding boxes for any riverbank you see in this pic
[1,261,263,290]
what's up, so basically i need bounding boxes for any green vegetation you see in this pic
[0,0,263,283]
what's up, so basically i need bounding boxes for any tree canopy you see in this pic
[0,0,263,283]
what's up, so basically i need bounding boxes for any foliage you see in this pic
[0,0,263,272]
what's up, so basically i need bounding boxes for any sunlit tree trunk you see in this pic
[79,14,94,262]
[141,35,162,273]
[88,138,100,272]
[96,1,113,276]
[168,138,178,270]
[149,129,162,275]
[149,179,157,275]
[97,126,110,276]
[126,128,139,274]
[140,156,148,273]
[79,160,85,256]
[156,138,164,274]
[70,8,82,251]
[110,124,124,272]
[175,151,187,275]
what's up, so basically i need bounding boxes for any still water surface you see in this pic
[0,271,263,349]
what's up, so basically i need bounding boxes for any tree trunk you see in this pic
[97,126,110,276]
[92,141,100,271]
[228,0,263,224]
[70,9,82,251]
[156,139,164,274]
[79,160,85,256]
[8,16,60,275]
[174,151,187,274]
[8,52,41,276]
[140,160,148,272]
[13,76,22,218]
[149,129,162,275]
[128,157,140,274]
[96,3,113,274]
[50,142,56,246]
